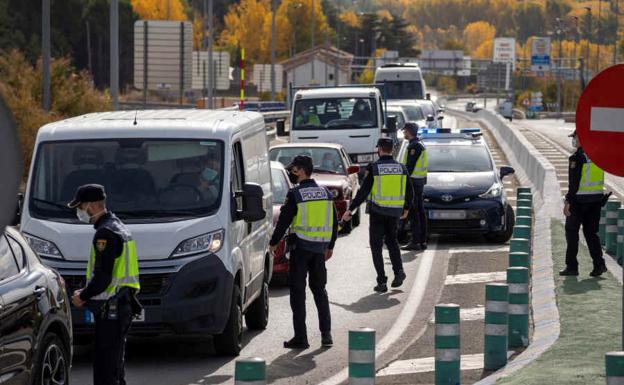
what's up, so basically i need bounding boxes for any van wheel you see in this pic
[33,333,70,385]
[245,272,269,330]
[214,286,243,356]
[485,205,515,244]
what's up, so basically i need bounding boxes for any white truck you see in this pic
[374,63,427,101]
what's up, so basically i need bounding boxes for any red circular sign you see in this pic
[576,64,624,176]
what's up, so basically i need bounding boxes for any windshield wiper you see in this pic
[32,198,72,211]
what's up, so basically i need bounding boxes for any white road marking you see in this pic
[431,306,485,323]
[445,271,507,285]
[591,107,624,132]
[319,243,438,385]
[449,246,508,254]
[377,352,513,377]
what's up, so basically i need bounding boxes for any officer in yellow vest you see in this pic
[270,156,337,349]
[401,122,428,251]
[343,138,413,293]
[560,131,608,277]
[68,184,141,385]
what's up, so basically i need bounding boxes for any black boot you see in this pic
[401,242,422,251]
[391,270,406,288]
[559,267,579,276]
[321,332,333,347]
[283,337,309,349]
[374,282,388,293]
[589,265,608,277]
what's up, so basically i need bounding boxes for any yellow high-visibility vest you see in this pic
[292,186,334,243]
[370,161,407,217]
[401,143,428,179]
[577,157,604,196]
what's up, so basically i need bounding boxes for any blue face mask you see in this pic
[201,168,217,182]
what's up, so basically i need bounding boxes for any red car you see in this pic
[269,143,361,233]
[270,161,292,283]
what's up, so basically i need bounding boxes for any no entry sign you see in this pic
[576,64,624,176]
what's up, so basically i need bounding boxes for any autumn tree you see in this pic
[463,22,496,55]
[219,0,272,63]
[131,0,187,20]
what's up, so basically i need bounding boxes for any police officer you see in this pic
[69,184,141,385]
[342,138,413,293]
[401,122,428,251]
[270,155,338,349]
[560,131,608,277]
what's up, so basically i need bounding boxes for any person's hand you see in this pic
[324,249,333,260]
[71,290,85,308]
[269,244,278,256]
[341,210,352,222]
[401,209,409,220]
[563,202,572,217]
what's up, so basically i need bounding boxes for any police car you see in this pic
[398,128,516,243]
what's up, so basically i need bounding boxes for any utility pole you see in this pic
[202,0,207,100]
[597,0,602,72]
[311,0,315,82]
[271,0,276,101]
[208,0,214,109]
[615,0,621,65]
[334,20,340,86]
[42,0,51,112]
[167,0,171,20]
[86,21,93,76]
[585,7,592,81]
[556,18,563,119]
[110,0,119,110]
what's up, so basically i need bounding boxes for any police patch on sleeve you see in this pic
[410,149,416,156]
[96,239,107,252]
[570,161,576,169]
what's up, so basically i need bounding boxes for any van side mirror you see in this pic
[499,166,515,179]
[383,116,397,134]
[426,93,431,100]
[276,119,287,137]
[11,193,23,227]
[241,183,266,222]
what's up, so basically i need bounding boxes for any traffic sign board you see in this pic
[576,64,624,177]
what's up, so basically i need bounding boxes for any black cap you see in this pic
[288,155,314,174]
[377,138,394,148]
[402,122,418,135]
[568,130,577,138]
[67,184,106,208]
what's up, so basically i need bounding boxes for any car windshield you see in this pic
[427,145,493,172]
[271,168,289,205]
[393,104,424,121]
[418,102,435,117]
[29,139,224,223]
[383,81,424,100]
[387,109,406,129]
[292,97,378,130]
[269,147,345,174]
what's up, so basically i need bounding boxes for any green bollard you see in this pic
[510,238,530,255]
[349,328,375,385]
[516,199,532,208]
[435,304,460,385]
[516,206,532,218]
[606,200,621,255]
[235,357,266,385]
[509,251,530,268]
[512,225,531,240]
[516,187,532,196]
[617,208,624,264]
[484,283,509,370]
[606,352,624,384]
[516,216,532,228]
[600,206,607,246]
[517,192,532,202]
[507,267,530,348]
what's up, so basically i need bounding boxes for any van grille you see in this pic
[62,273,172,297]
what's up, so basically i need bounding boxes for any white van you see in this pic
[19,109,273,355]
[289,87,392,169]
[374,63,427,101]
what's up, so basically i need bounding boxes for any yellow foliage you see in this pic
[131,0,187,21]
[339,11,361,28]
[219,0,272,63]
[473,39,494,59]
[376,9,394,22]
[463,22,496,55]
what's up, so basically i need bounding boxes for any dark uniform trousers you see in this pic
[370,213,404,284]
[288,248,331,340]
[409,183,427,244]
[565,201,604,270]
[93,296,133,385]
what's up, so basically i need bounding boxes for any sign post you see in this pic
[576,64,624,349]
[493,38,516,100]
[530,37,551,72]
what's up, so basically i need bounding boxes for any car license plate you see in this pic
[134,308,146,322]
[429,210,466,220]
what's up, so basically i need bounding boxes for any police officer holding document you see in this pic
[270,155,338,350]
[560,131,609,277]
[69,184,142,385]
[401,122,428,252]
[342,138,413,293]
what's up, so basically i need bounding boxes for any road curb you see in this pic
[448,109,561,384]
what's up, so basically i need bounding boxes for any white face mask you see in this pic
[571,137,578,148]
[77,208,91,223]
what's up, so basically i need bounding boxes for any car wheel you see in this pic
[485,205,515,244]
[33,333,69,385]
[245,272,269,330]
[214,286,243,356]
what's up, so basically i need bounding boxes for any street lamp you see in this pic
[584,6,592,82]
[271,0,276,101]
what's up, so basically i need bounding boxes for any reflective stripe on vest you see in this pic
[401,145,428,179]
[87,239,140,300]
[577,157,604,196]
[371,163,407,209]
[293,187,334,243]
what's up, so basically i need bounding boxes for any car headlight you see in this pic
[171,229,225,258]
[23,233,64,260]
[479,182,503,199]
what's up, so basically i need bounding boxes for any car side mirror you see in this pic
[276,119,287,137]
[437,116,444,120]
[240,183,266,222]
[499,166,515,179]
[383,115,397,134]
[347,165,360,175]
[11,193,23,227]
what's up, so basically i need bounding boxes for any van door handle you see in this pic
[299,136,318,139]
[33,286,46,298]
[349,135,370,138]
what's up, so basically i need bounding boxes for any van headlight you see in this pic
[171,229,225,258]
[23,233,64,259]
[479,182,503,199]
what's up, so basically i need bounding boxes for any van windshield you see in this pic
[29,139,224,223]
[383,81,424,100]
[292,97,378,130]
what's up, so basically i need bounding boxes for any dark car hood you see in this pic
[424,172,496,202]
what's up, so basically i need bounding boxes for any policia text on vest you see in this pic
[68,184,141,385]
